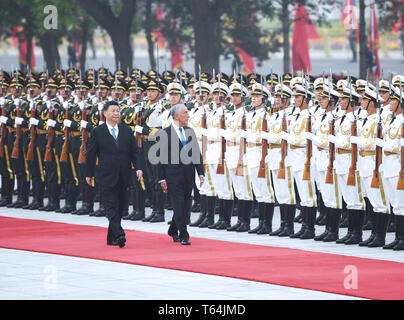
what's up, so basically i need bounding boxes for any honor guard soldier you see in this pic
[73,77,95,215]
[121,79,147,221]
[57,77,82,214]
[262,83,297,237]
[282,82,318,240]
[380,84,404,250]
[41,76,64,212]
[189,80,215,227]
[0,72,16,207]
[135,79,166,223]
[237,82,275,233]
[201,79,233,229]
[25,75,46,210]
[349,86,391,245]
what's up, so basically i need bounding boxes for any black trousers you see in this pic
[167,180,193,241]
[100,173,128,243]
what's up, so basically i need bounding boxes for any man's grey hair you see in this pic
[170,103,186,118]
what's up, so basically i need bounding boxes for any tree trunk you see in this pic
[189,0,221,72]
[282,0,291,74]
[80,19,89,73]
[359,0,367,79]
[145,0,156,70]
[78,0,136,71]
[39,33,61,73]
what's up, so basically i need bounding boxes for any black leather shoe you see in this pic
[236,222,250,232]
[142,211,156,222]
[130,211,145,221]
[181,239,191,245]
[108,236,126,248]
[191,203,201,212]
[215,221,231,230]
[149,212,165,223]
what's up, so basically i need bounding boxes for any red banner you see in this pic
[369,1,381,80]
[292,3,311,74]
[234,40,255,74]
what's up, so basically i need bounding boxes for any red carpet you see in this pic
[1,216,403,300]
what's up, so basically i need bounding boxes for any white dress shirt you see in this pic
[106,121,119,139]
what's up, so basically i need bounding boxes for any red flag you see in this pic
[292,3,311,74]
[391,0,403,35]
[369,1,381,80]
[153,4,167,49]
[19,37,36,70]
[171,19,183,70]
[234,40,255,74]
[341,0,359,43]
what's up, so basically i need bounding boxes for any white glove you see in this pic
[0,97,5,106]
[312,136,323,147]
[280,131,289,141]
[29,101,34,110]
[302,131,315,141]
[219,128,227,138]
[0,116,8,124]
[80,120,88,129]
[350,136,365,149]
[239,130,248,139]
[47,119,56,128]
[374,138,385,148]
[63,119,72,128]
[261,131,270,141]
[135,125,144,134]
[58,96,64,104]
[13,98,20,107]
[15,117,24,126]
[91,96,97,104]
[199,127,208,136]
[46,101,52,109]
[99,121,105,125]
[62,101,69,109]
[97,102,104,112]
[78,101,85,111]
[30,118,39,126]
[42,95,48,102]
[327,135,337,144]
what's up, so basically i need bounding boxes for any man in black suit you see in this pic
[158,104,205,245]
[86,101,144,248]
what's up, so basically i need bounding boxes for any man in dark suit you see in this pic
[86,100,144,248]
[158,104,205,245]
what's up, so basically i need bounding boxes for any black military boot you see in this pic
[209,198,224,229]
[199,196,216,228]
[279,204,296,237]
[236,200,253,232]
[190,195,207,227]
[384,214,401,249]
[216,200,233,230]
[270,204,287,236]
[316,192,327,226]
[359,209,377,247]
[336,209,355,244]
[323,209,342,242]
[130,190,146,221]
[149,191,165,222]
[290,207,307,238]
[393,216,404,251]
[314,207,332,241]
[257,203,274,235]
[300,207,317,239]
[248,202,265,234]
[368,213,390,248]
[344,210,364,245]
[142,191,157,222]
[227,199,245,231]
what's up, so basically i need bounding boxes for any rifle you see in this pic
[397,79,404,190]
[60,97,70,163]
[199,65,207,166]
[370,80,382,188]
[78,74,87,164]
[278,75,287,179]
[26,101,37,161]
[216,72,226,175]
[302,73,312,181]
[235,73,246,177]
[258,76,268,178]
[0,69,6,158]
[44,101,55,162]
[11,99,22,159]
[325,72,339,185]
[347,77,358,186]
